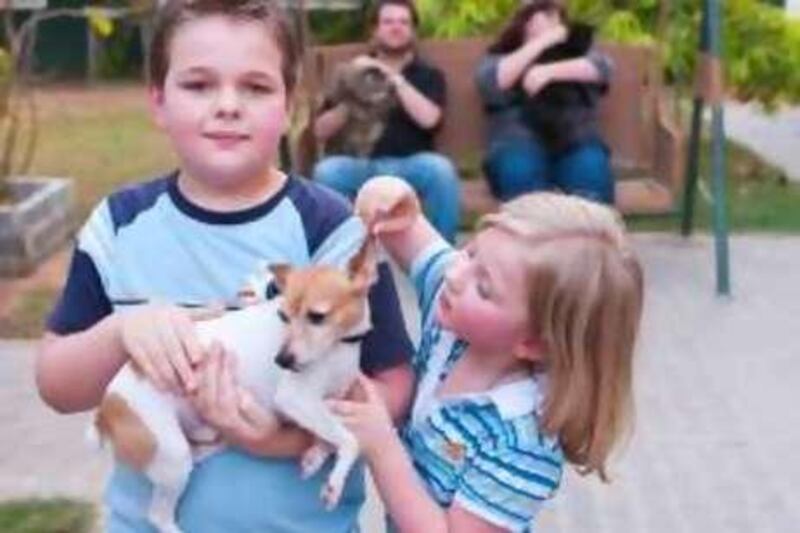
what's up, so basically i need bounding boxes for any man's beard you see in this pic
[374,38,415,57]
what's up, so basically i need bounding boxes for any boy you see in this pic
[36,1,413,531]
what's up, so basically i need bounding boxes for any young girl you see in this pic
[332,176,643,531]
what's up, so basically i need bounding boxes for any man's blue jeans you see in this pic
[313,152,461,242]
[484,137,614,205]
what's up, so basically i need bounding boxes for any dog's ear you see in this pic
[348,239,377,294]
[269,264,291,293]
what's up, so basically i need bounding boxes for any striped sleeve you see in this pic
[453,425,563,532]
[47,201,115,334]
[408,239,455,325]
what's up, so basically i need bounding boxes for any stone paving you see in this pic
[725,102,800,184]
[2,234,800,532]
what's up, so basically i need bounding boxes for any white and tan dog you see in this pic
[92,242,376,533]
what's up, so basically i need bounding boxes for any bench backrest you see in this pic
[306,38,658,171]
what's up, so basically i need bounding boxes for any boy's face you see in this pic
[150,15,288,189]
[437,228,533,356]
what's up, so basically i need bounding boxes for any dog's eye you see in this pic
[307,311,327,325]
[277,309,289,323]
[265,280,281,300]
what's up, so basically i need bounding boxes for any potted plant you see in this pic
[0,1,78,276]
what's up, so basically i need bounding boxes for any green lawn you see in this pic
[0,499,95,533]
[29,86,176,222]
[1,84,799,339]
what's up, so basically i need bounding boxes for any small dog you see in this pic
[92,241,377,533]
[324,56,398,158]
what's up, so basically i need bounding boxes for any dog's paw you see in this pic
[300,443,331,479]
[321,480,344,510]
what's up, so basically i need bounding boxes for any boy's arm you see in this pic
[37,322,127,413]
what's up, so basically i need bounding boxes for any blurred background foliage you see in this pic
[406,0,800,109]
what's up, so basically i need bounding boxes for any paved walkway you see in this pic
[2,234,800,532]
[725,102,800,183]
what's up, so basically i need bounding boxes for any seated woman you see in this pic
[476,0,614,204]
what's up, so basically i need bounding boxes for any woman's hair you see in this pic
[148,0,302,94]
[369,0,420,28]
[488,0,567,55]
[481,193,643,481]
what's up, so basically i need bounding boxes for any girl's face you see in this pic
[437,228,533,355]
[150,15,289,191]
[524,9,562,41]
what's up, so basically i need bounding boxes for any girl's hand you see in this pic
[522,64,555,97]
[190,343,281,452]
[118,303,222,394]
[355,176,421,236]
[329,375,397,458]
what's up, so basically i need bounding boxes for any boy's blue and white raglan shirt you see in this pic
[402,239,564,532]
[48,173,412,533]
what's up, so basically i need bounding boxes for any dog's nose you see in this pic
[275,350,297,371]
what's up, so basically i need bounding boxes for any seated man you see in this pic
[313,0,460,242]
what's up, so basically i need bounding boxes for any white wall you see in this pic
[788,0,800,17]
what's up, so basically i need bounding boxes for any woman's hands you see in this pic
[355,176,421,236]
[118,303,222,394]
[531,23,568,52]
[190,343,281,453]
[329,375,398,459]
[522,63,555,97]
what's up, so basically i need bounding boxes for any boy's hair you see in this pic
[149,0,301,94]
[481,193,643,481]
[488,0,567,55]
[369,0,420,28]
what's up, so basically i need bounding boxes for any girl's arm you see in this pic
[496,24,568,91]
[355,176,441,273]
[541,56,608,84]
[331,377,506,533]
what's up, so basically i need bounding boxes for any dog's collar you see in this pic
[341,329,372,344]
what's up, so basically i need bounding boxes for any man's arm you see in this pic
[313,103,349,142]
[392,73,442,130]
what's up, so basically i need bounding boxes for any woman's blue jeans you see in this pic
[483,137,614,205]
[313,152,461,243]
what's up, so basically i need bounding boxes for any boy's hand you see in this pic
[329,375,397,458]
[190,343,280,452]
[355,176,421,235]
[118,303,221,394]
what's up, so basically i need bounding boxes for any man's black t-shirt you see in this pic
[371,56,446,158]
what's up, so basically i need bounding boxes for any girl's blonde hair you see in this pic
[481,192,643,481]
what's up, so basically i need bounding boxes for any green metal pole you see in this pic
[681,97,704,236]
[707,0,731,295]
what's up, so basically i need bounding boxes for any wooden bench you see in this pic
[297,37,684,216]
